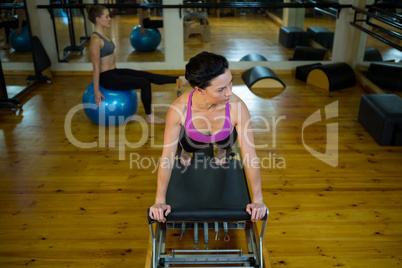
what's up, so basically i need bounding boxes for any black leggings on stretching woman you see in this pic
[142,18,163,29]
[99,68,177,115]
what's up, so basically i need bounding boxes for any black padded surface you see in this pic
[306,27,334,49]
[239,54,268,62]
[366,63,402,92]
[147,155,266,223]
[364,47,383,61]
[361,94,402,117]
[290,46,327,61]
[358,94,402,146]
[279,27,307,48]
[311,62,355,91]
[31,36,51,73]
[167,157,250,211]
[242,66,286,88]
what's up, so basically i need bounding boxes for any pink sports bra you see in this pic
[184,90,232,143]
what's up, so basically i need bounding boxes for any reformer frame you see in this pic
[147,144,269,268]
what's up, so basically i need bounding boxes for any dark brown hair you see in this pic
[185,51,229,89]
[86,5,107,24]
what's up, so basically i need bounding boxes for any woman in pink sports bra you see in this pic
[149,52,266,223]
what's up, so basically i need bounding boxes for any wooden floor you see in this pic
[1,72,402,267]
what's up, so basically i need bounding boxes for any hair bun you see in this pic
[85,5,94,14]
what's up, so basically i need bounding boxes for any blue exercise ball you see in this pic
[82,82,138,126]
[9,26,31,51]
[130,25,161,52]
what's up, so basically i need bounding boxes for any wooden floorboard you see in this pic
[1,73,402,267]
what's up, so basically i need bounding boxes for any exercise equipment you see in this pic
[242,66,286,89]
[350,6,402,51]
[27,36,52,85]
[239,54,268,62]
[306,62,355,91]
[147,144,269,267]
[130,25,161,51]
[46,2,90,62]
[295,63,322,82]
[290,46,327,61]
[306,27,334,49]
[358,94,402,146]
[364,47,383,61]
[183,11,210,42]
[279,26,307,48]
[82,82,138,126]
[1,3,52,112]
[9,25,31,51]
[366,63,402,92]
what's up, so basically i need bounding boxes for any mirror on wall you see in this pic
[55,1,339,64]
[54,0,166,63]
[26,1,344,68]
[181,2,336,62]
[0,0,35,99]
[88,1,337,63]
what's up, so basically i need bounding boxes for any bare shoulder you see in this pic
[167,90,192,124]
[90,34,100,42]
[229,93,247,111]
[229,93,250,125]
[172,89,191,108]
[90,34,103,48]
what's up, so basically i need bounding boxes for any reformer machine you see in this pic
[147,143,269,268]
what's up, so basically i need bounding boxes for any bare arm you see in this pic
[137,0,147,35]
[149,101,184,222]
[89,36,105,107]
[234,98,266,222]
[13,0,24,34]
[137,7,144,27]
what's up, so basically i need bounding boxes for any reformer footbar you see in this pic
[147,143,269,268]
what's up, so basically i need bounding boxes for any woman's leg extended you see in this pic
[118,68,177,85]
[143,18,164,29]
[100,69,153,114]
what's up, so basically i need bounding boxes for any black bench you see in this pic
[306,27,334,49]
[358,94,402,146]
[279,27,307,48]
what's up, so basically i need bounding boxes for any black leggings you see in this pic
[143,18,163,29]
[99,68,177,114]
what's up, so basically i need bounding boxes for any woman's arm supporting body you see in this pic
[89,35,104,107]
[149,93,188,222]
[89,33,115,107]
[231,95,266,222]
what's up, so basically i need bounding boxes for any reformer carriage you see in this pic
[146,144,269,268]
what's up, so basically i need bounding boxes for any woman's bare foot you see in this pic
[178,76,188,86]
[180,150,192,166]
[214,148,228,165]
[146,114,165,124]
